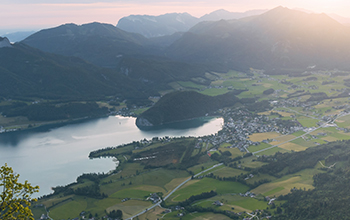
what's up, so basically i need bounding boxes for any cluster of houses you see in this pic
[201,108,303,153]
[147,193,161,203]
[212,200,224,206]
[240,191,256,198]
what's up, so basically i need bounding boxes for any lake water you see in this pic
[0,115,223,196]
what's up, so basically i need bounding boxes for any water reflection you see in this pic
[0,115,223,196]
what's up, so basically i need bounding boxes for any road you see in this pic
[253,111,350,155]
[125,110,350,219]
[125,163,223,220]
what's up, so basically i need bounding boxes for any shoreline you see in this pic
[0,112,135,134]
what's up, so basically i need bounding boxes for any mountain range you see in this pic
[116,8,350,39]
[21,22,209,86]
[3,6,350,103]
[0,38,154,100]
[167,6,350,71]
[116,9,267,38]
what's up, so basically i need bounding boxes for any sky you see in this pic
[1,0,350,33]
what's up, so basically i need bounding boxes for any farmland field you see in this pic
[249,132,281,142]
[170,178,249,202]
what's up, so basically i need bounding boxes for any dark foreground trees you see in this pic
[0,163,39,220]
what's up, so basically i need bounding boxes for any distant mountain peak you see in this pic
[199,8,267,21]
[117,12,198,38]
[0,37,12,48]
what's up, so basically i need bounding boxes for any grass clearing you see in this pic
[31,206,47,220]
[248,143,272,153]
[252,168,324,197]
[290,138,317,148]
[239,157,267,169]
[225,195,269,211]
[110,188,152,199]
[255,147,289,156]
[177,81,206,89]
[164,177,191,192]
[212,166,247,178]
[107,200,151,219]
[170,178,249,202]
[297,117,320,127]
[200,88,230,96]
[218,146,244,158]
[101,168,189,195]
[138,206,168,220]
[249,132,281,142]
[292,130,306,136]
[246,174,277,185]
[187,159,217,174]
[49,199,87,219]
[185,212,232,220]
[270,135,297,145]
[335,114,350,128]
[278,142,308,152]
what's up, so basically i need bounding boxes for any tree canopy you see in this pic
[0,164,39,220]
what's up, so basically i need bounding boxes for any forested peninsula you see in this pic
[136,90,247,127]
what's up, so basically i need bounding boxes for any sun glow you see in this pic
[1,0,350,30]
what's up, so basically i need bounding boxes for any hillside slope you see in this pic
[22,22,148,68]
[136,91,240,127]
[167,6,350,72]
[0,42,152,100]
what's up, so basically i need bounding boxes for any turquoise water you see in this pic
[0,115,223,196]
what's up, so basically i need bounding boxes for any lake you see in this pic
[0,115,223,196]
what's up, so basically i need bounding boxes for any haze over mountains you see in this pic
[116,8,350,38]
[168,6,350,71]
[25,7,350,72]
[116,9,268,38]
[2,6,350,103]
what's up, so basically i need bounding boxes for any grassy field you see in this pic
[239,157,267,168]
[297,117,320,127]
[292,130,306,136]
[255,147,289,156]
[170,178,249,202]
[248,143,272,153]
[187,158,217,174]
[49,198,87,219]
[290,137,317,148]
[138,206,170,220]
[252,168,324,197]
[212,166,247,178]
[31,205,47,220]
[183,212,232,220]
[110,188,153,199]
[218,146,244,158]
[177,81,206,90]
[106,200,151,219]
[222,195,269,212]
[249,132,281,142]
[270,135,297,145]
[101,168,189,196]
[278,142,308,152]
[245,174,277,185]
[200,88,230,96]
[193,194,268,213]
[335,114,350,128]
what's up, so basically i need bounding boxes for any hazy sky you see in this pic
[1,0,350,32]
